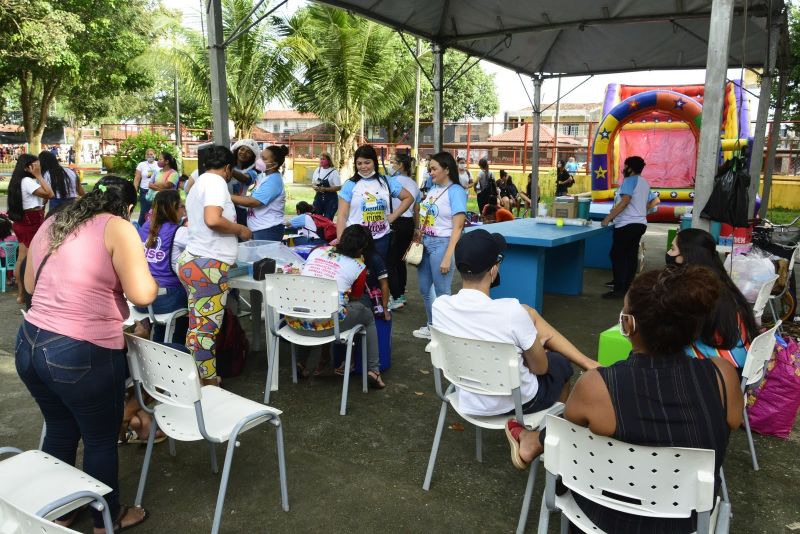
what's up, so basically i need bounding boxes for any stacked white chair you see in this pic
[422,326,564,534]
[0,495,80,534]
[123,287,188,343]
[125,334,289,534]
[537,414,730,534]
[264,274,368,415]
[0,447,114,532]
[752,274,779,326]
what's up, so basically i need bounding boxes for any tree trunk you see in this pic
[336,129,358,179]
[74,126,84,165]
[18,72,60,156]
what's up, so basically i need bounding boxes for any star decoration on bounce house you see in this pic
[629,99,639,109]
[689,192,695,199]
[599,128,611,139]
[594,166,607,178]
[674,97,686,110]
[670,191,678,199]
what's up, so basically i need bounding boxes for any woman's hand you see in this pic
[439,254,451,274]
[238,225,253,241]
[28,161,43,179]
[383,309,392,321]
[413,228,422,243]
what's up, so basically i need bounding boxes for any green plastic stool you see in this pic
[597,325,632,366]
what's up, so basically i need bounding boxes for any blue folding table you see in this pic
[465,219,613,311]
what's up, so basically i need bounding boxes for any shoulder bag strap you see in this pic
[420,184,453,233]
[32,252,53,293]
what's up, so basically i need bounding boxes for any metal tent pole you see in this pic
[413,38,422,163]
[552,75,561,166]
[693,0,734,229]
[208,0,230,146]
[530,75,543,205]
[174,73,182,156]
[432,42,444,153]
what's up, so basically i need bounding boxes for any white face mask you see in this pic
[358,171,375,179]
[458,163,466,170]
[619,311,635,337]
[386,163,395,176]
[146,155,155,163]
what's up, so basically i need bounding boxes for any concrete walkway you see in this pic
[0,224,798,533]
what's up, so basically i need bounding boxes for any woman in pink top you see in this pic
[17,175,157,533]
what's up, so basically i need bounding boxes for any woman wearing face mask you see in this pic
[178,146,252,385]
[667,228,758,371]
[17,176,157,533]
[312,152,341,220]
[387,153,421,310]
[336,144,414,262]
[456,156,473,189]
[555,159,574,197]
[230,139,261,226]
[411,151,467,340]
[506,266,742,534]
[231,145,287,242]
[134,148,159,225]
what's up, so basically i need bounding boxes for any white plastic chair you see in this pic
[752,274,779,325]
[740,321,781,471]
[537,414,730,534]
[767,245,799,333]
[264,274,368,415]
[125,334,289,534]
[0,448,114,533]
[123,289,188,343]
[422,326,564,534]
[0,495,79,534]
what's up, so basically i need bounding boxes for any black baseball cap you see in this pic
[455,229,507,274]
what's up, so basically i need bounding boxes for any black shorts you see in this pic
[516,351,574,415]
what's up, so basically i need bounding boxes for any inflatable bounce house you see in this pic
[590,82,750,222]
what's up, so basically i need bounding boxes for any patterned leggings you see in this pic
[177,251,230,379]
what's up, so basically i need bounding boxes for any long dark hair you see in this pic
[8,154,38,221]
[160,151,178,171]
[47,175,137,253]
[350,144,388,189]
[145,189,181,248]
[431,151,459,185]
[674,228,759,347]
[395,153,415,177]
[38,150,73,199]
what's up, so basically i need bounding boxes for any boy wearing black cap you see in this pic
[431,229,599,417]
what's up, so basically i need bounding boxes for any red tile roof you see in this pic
[262,110,320,120]
[488,124,583,145]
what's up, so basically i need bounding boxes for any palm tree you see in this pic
[279,5,414,172]
[175,0,293,139]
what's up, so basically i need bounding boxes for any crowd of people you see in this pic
[5,140,769,533]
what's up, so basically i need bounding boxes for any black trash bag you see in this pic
[701,158,750,227]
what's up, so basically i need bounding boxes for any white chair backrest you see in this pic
[753,274,779,317]
[264,274,340,319]
[542,415,716,519]
[789,245,799,272]
[741,321,781,387]
[428,326,522,395]
[124,333,202,408]
[0,495,77,533]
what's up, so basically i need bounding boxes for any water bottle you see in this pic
[537,202,547,217]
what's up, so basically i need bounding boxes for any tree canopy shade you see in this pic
[312,0,782,77]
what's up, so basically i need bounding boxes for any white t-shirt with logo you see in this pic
[247,171,286,231]
[184,172,238,265]
[419,183,468,237]
[313,167,340,188]
[136,160,159,190]
[613,175,651,228]
[432,289,539,416]
[289,214,319,239]
[390,174,421,218]
[338,174,403,240]
[21,177,44,210]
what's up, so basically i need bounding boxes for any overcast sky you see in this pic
[163,0,758,113]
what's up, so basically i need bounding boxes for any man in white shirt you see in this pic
[432,229,599,417]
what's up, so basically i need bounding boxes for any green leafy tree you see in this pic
[280,5,414,171]
[777,5,800,120]
[175,0,294,139]
[113,130,179,178]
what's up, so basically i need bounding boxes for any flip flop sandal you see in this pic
[505,419,530,470]
[367,371,386,389]
[121,429,167,445]
[296,362,310,379]
[112,505,150,533]
[334,362,355,376]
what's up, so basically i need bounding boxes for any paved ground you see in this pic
[1,224,798,533]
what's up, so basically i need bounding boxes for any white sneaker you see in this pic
[389,297,404,310]
[412,326,431,339]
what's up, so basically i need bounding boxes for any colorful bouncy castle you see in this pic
[591,82,750,222]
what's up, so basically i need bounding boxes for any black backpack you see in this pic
[215,309,248,378]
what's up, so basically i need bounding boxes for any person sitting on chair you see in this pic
[432,229,598,417]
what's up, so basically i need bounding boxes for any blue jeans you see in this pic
[137,188,152,226]
[15,320,127,527]
[134,285,188,342]
[252,224,285,242]
[373,233,391,262]
[418,235,455,324]
[313,192,338,221]
[48,197,75,213]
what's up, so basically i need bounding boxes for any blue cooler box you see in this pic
[333,317,392,373]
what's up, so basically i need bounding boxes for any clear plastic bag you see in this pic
[724,248,776,302]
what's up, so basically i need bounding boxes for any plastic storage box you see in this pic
[237,240,278,264]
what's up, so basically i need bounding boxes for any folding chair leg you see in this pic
[422,401,449,491]
[742,405,759,471]
[208,442,219,474]
[163,317,175,343]
[768,300,782,335]
[168,438,176,457]
[291,344,298,384]
[720,468,730,504]
[339,342,354,416]
[536,493,551,534]
[516,457,539,534]
[211,438,238,534]
[88,496,115,534]
[559,513,569,534]
[361,331,368,393]
[264,334,279,404]
[134,419,159,506]
[38,422,46,450]
[475,427,483,463]
[274,418,289,512]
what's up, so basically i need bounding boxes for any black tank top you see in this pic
[574,353,730,533]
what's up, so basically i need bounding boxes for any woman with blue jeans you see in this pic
[16,176,157,533]
[412,151,467,340]
[232,145,287,242]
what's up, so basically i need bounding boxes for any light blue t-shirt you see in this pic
[419,183,468,237]
[339,174,403,239]
[247,171,285,231]
[614,175,651,228]
[565,161,579,175]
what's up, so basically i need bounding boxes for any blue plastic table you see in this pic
[465,219,613,310]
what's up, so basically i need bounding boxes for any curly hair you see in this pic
[47,175,137,253]
[145,189,181,249]
[627,265,720,356]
